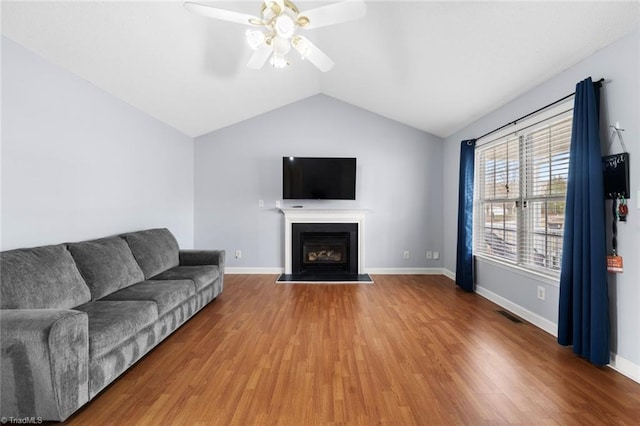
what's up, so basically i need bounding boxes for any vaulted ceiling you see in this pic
[2,1,638,138]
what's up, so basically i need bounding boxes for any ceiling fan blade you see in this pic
[247,43,273,69]
[293,36,335,72]
[298,0,366,30]
[184,2,262,26]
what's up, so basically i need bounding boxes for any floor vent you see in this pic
[496,310,523,323]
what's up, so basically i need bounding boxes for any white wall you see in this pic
[194,94,444,272]
[443,30,640,379]
[1,37,195,249]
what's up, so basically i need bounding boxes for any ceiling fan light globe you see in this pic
[246,30,266,50]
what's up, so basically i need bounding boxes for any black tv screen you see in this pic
[283,157,356,200]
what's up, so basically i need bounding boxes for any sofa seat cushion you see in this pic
[122,228,179,279]
[68,237,145,300]
[152,266,220,292]
[75,301,158,360]
[1,244,90,310]
[100,280,196,316]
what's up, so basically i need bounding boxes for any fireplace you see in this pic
[280,208,366,277]
[292,223,358,275]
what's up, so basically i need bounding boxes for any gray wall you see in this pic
[1,37,195,249]
[194,94,444,271]
[443,30,640,370]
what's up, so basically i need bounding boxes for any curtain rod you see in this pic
[475,78,605,142]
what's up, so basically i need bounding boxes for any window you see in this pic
[473,103,573,277]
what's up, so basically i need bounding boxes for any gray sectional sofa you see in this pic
[0,228,224,421]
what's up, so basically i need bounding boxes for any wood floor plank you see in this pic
[63,274,640,425]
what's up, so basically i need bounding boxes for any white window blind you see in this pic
[473,107,573,277]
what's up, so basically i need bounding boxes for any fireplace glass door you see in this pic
[291,223,358,275]
[301,233,349,272]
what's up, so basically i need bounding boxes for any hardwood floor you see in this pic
[65,275,640,425]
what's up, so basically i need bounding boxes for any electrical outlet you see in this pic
[403,250,410,259]
[426,251,433,259]
[235,250,242,259]
[275,200,281,208]
[433,251,440,260]
[258,199,264,208]
[537,286,545,301]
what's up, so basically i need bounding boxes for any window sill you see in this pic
[474,254,560,287]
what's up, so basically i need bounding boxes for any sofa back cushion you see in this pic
[0,244,91,309]
[68,237,144,300]
[122,228,179,279]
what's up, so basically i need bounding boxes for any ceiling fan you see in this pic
[184,0,366,72]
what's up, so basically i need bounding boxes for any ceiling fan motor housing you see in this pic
[253,1,303,67]
[185,0,366,71]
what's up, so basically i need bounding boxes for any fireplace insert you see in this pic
[292,223,358,275]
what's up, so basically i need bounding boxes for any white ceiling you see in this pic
[2,1,639,138]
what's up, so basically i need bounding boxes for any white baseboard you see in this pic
[226,268,445,275]
[475,285,558,337]
[442,268,455,281]
[609,352,640,384]
[366,268,445,275]
[225,267,284,274]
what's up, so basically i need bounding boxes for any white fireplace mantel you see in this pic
[280,208,366,274]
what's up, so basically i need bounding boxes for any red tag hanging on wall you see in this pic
[607,255,624,273]
[618,201,628,221]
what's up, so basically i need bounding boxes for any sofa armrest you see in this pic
[1,309,89,421]
[179,250,225,294]
[179,250,225,269]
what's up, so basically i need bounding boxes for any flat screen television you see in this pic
[283,157,356,200]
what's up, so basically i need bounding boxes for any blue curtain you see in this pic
[455,139,476,292]
[558,77,609,366]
